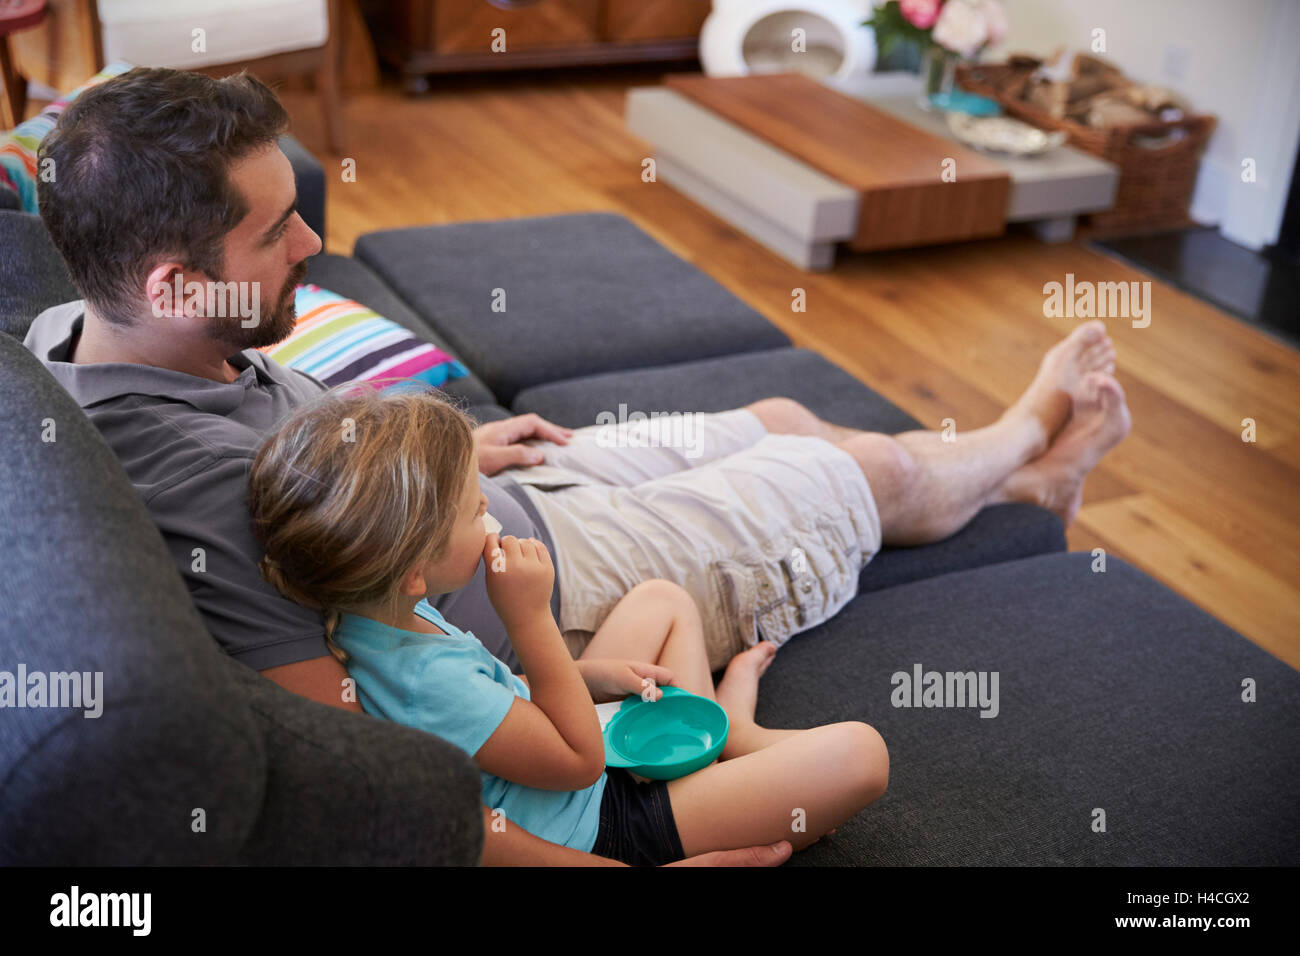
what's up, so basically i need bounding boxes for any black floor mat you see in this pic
[1090,227,1299,349]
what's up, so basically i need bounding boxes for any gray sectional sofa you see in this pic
[2,138,1297,866]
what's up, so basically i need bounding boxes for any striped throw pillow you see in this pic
[261,284,470,390]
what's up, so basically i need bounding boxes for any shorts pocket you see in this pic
[706,514,865,666]
[768,516,862,645]
[707,555,801,659]
[506,466,588,492]
[809,512,864,607]
[790,518,862,622]
[706,557,763,666]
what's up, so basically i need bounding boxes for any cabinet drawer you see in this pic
[435,0,600,53]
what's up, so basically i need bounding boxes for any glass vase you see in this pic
[920,45,958,110]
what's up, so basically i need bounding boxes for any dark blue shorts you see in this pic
[590,768,686,866]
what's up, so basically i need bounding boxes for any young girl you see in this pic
[248,384,888,865]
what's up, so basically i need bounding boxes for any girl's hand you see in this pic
[576,659,675,704]
[482,533,555,634]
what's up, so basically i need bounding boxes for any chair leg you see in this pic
[318,0,346,154]
[0,37,23,128]
[318,58,345,154]
[82,0,106,73]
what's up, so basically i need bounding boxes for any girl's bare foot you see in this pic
[714,642,777,760]
[715,642,776,721]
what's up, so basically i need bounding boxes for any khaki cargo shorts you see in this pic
[510,409,882,671]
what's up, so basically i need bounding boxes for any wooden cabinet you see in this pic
[603,0,709,43]
[362,0,708,92]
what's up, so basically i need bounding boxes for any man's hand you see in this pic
[664,842,794,867]
[474,414,574,476]
[576,659,674,704]
[261,655,364,712]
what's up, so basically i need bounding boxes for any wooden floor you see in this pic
[279,67,1300,671]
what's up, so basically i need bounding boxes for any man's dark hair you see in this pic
[37,67,289,326]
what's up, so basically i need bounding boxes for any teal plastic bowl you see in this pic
[603,686,729,781]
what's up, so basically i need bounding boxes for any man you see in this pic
[26,68,1128,865]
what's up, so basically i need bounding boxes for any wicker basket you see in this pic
[956,62,1217,231]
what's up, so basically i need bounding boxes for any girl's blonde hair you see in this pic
[248,384,477,663]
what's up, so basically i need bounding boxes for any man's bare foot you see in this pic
[1007,321,1117,453]
[714,642,777,759]
[997,371,1132,526]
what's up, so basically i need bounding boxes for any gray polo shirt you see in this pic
[24,301,557,673]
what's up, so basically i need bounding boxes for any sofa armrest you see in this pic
[225,655,484,865]
[279,134,326,239]
[0,335,483,864]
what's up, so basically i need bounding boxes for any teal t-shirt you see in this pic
[334,600,606,851]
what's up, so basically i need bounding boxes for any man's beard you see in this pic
[205,259,308,353]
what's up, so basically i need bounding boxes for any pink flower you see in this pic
[932,0,989,58]
[900,0,942,30]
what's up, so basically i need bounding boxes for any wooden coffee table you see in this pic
[628,71,1118,269]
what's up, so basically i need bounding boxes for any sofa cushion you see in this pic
[0,210,78,340]
[865,501,1064,592]
[511,346,920,434]
[98,0,327,69]
[354,212,792,401]
[757,551,1300,865]
[464,402,515,424]
[512,347,1065,587]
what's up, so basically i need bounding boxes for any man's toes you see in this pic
[1092,370,1124,402]
[1082,370,1110,398]
[1081,343,1113,370]
[1100,378,1129,418]
[1090,373,1132,439]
